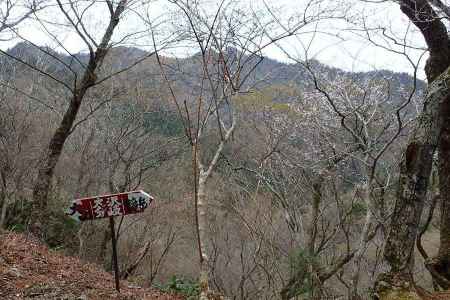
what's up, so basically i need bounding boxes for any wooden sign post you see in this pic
[109,216,120,292]
[66,190,154,292]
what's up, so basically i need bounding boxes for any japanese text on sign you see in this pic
[66,190,153,221]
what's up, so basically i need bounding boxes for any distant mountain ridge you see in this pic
[2,42,426,104]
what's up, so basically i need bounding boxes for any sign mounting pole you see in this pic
[66,190,154,294]
[109,216,120,292]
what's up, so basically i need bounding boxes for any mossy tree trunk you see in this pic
[375,0,450,295]
[30,0,128,230]
[435,88,450,289]
[375,63,450,299]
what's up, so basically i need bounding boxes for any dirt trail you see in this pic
[0,231,183,300]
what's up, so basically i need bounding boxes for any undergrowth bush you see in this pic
[155,275,200,299]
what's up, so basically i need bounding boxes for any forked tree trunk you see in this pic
[30,0,128,228]
[374,65,450,299]
[374,1,450,296]
[195,122,235,300]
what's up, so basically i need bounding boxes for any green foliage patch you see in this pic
[351,201,368,217]
[44,210,79,250]
[284,249,317,298]
[143,110,184,136]
[155,275,200,299]
[5,198,79,252]
[234,84,301,112]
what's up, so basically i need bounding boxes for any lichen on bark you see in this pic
[375,62,450,298]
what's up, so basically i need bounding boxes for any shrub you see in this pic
[155,275,200,299]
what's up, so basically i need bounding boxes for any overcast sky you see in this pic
[1,0,428,79]
[261,0,427,78]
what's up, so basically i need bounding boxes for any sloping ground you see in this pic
[418,288,450,300]
[0,231,184,300]
[379,289,450,300]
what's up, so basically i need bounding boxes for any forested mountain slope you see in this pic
[0,42,437,300]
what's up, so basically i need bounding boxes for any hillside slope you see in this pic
[0,231,183,300]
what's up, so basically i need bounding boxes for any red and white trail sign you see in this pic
[66,190,154,293]
[66,190,154,222]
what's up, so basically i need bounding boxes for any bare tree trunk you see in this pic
[0,193,7,229]
[197,173,210,300]
[120,240,151,280]
[98,226,111,266]
[32,90,90,212]
[433,22,450,293]
[351,182,372,300]
[374,1,450,296]
[77,223,87,258]
[430,121,450,288]
[376,0,450,292]
[437,192,450,280]
[30,0,128,228]
[374,65,450,299]
[309,176,322,300]
[0,172,9,229]
[195,123,235,300]
[281,174,324,300]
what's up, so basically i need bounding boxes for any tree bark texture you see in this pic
[0,190,7,229]
[351,181,373,299]
[435,99,450,288]
[399,0,450,82]
[398,0,450,289]
[375,65,450,298]
[196,120,235,300]
[31,0,127,225]
[280,174,322,300]
[435,35,450,294]
[197,174,210,300]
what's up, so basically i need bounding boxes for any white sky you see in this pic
[1,0,428,79]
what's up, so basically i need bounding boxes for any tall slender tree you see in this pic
[0,0,162,231]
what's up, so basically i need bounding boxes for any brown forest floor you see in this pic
[2,231,450,300]
[0,231,184,300]
[418,288,450,300]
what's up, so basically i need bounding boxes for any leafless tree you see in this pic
[151,0,331,297]
[362,1,450,297]
[242,5,424,297]
[0,0,170,234]
[0,72,38,228]
[0,0,44,37]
